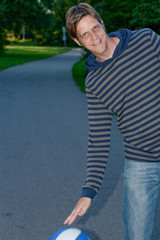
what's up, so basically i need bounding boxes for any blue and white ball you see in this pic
[49,228,90,240]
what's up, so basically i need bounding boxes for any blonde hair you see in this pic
[66,3,102,39]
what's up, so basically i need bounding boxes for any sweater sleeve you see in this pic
[150,29,160,61]
[81,88,113,199]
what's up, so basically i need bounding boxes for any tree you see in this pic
[90,0,139,33]
[3,0,77,46]
[4,0,52,37]
[130,0,160,33]
[46,0,78,46]
[0,0,7,55]
[2,0,159,49]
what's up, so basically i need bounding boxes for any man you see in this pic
[64,3,160,240]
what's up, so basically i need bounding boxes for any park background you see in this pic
[0,0,160,85]
[0,0,160,54]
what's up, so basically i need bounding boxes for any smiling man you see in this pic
[64,3,160,240]
[73,14,119,62]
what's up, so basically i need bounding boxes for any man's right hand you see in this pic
[63,197,92,225]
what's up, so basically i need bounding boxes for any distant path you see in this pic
[0,50,159,240]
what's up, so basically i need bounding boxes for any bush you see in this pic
[72,54,88,93]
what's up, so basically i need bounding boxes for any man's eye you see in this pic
[95,25,100,31]
[83,33,88,37]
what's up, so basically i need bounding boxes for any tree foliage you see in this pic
[89,0,160,33]
[0,0,160,54]
[4,0,54,40]
[0,0,7,55]
[89,0,138,32]
[129,0,160,33]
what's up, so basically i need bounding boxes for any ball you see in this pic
[49,227,90,240]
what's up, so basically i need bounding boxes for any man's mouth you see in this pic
[93,40,101,46]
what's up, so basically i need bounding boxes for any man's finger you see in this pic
[64,197,92,225]
[64,209,80,225]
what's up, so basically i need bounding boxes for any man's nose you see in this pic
[91,32,98,40]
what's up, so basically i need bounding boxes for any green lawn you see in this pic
[0,46,71,71]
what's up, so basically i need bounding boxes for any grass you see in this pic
[0,46,71,71]
[72,56,87,93]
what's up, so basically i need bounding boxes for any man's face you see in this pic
[74,15,108,61]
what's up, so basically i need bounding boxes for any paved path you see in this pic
[0,50,159,240]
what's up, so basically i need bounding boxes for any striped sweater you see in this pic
[81,28,160,199]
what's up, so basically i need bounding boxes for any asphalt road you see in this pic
[0,50,159,240]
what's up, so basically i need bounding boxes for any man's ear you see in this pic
[100,19,104,26]
[73,37,82,46]
[100,19,106,32]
